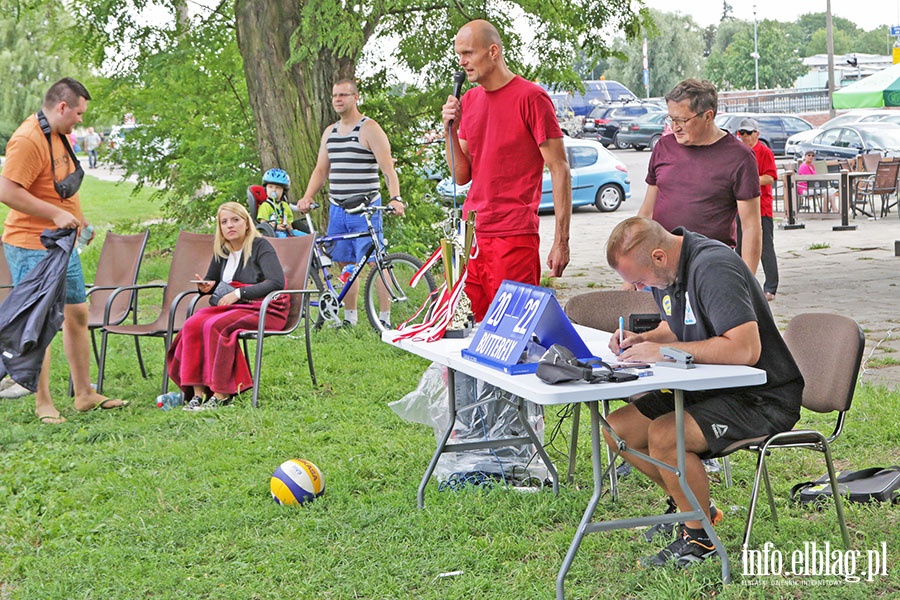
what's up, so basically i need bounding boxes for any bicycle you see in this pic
[302,199,438,333]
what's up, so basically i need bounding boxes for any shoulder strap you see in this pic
[36,109,81,170]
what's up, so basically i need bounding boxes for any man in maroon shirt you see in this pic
[638,79,761,275]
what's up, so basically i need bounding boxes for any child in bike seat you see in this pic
[257,168,307,237]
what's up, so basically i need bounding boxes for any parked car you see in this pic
[785,109,889,156]
[794,123,900,160]
[548,93,583,138]
[540,80,638,116]
[714,113,813,156]
[539,137,630,212]
[857,112,900,125]
[582,103,665,149]
[616,112,669,151]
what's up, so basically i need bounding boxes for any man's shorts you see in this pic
[4,242,87,304]
[326,199,384,264]
[634,388,801,458]
[467,234,541,321]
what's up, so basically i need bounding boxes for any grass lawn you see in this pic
[1,176,899,599]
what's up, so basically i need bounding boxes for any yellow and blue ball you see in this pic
[270,459,325,505]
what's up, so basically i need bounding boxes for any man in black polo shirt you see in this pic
[605,216,803,568]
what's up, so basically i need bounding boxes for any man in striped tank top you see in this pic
[298,79,404,327]
[441,20,571,322]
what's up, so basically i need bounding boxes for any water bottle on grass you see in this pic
[156,391,183,410]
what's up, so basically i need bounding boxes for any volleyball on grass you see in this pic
[270,458,325,505]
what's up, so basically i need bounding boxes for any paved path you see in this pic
[540,200,900,390]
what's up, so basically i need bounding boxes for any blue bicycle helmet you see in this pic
[262,168,291,189]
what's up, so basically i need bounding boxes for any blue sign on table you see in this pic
[461,280,596,374]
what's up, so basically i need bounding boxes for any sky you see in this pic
[641,0,900,33]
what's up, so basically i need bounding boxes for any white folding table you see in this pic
[385,326,765,598]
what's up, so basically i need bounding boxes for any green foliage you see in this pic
[808,28,852,56]
[71,1,257,228]
[705,20,806,91]
[606,10,705,98]
[0,2,84,145]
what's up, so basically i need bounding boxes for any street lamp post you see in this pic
[751,5,760,97]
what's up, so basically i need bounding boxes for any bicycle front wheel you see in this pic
[364,253,437,333]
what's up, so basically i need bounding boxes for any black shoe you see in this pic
[642,497,678,542]
[615,460,631,479]
[640,530,716,568]
[643,499,723,542]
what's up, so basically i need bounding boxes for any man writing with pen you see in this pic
[603,216,803,569]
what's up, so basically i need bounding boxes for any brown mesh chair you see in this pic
[85,231,150,367]
[717,313,863,552]
[563,290,661,487]
[97,231,214,394]
[236,234,317,407]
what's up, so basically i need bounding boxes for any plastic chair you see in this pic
[236,234,317,407]
[563,290,660,486]
[97,231,214,394]
[717,313,863,552]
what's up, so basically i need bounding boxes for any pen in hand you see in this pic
[618,316,625,355]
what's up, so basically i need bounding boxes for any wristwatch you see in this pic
[390,195,403,204]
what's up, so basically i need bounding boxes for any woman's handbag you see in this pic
[209,281,237,306]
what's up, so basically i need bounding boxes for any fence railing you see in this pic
[718,90,831,115]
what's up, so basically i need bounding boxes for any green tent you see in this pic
[833,62,900,109]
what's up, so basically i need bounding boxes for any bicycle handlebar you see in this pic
[305,200,395,215]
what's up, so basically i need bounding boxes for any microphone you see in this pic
[452,71,465,99]
[449,71,466,130]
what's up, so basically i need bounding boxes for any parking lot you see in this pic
[540,144,900,390]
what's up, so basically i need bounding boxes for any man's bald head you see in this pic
[460,19,503,52]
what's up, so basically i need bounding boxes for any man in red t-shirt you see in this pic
[736,118,779,301]
[441,19,571,321]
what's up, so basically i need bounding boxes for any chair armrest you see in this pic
[101,282,167,326]
[253,288,318,337]
[164,289,204,348]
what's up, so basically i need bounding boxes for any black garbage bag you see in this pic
[0,228,77,391]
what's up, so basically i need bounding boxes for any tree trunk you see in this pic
[235,0,356,211]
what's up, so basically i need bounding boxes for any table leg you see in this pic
[516,398,559,494]
[417,368,457,509]
[556,400,604,600]
[673,390,731,583]
[555,393,733,598]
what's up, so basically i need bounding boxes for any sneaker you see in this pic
[379,319,392,330]
[642,497,679,542]
[0,379,32,399]
[640,530,716,568]
[615,460,632,479]
[182,395,204,411]
[200,395,233,410]
[702,458,722,473]
[643,499,723,542]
